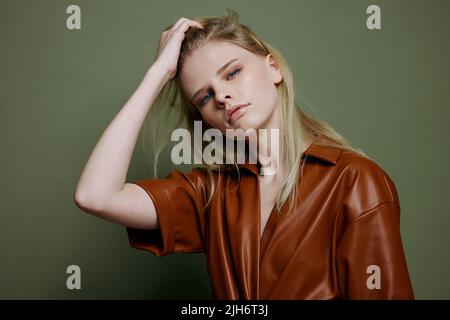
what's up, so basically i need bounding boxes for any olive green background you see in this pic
[1,0,449,299]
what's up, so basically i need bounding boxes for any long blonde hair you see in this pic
[143,9,369,215]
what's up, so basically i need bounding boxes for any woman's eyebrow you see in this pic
[191,58,240,101]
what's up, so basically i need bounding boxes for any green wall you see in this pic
[1,0,449,299]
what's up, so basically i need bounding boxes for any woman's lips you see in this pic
[229,104,249,123]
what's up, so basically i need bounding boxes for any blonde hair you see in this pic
[143,9,369,215]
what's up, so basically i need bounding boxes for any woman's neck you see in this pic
[256,106,282,176]
[255,107,313,177]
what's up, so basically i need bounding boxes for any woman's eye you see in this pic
[227,68,241,79]
[199,68,241,106]
[200,92,213,105]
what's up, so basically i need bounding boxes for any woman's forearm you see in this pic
[74,63,171,210]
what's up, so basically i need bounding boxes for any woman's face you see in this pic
[180,41,283,134]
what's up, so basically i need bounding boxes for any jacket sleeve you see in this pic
[126,168,209,256]
[336,159,415,299]
[336,202,415,299]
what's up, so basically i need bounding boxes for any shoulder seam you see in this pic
[350,201,399,225]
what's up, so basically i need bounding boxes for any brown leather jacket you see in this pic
[126,141,415,300]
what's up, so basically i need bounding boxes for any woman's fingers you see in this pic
[172,17,188,30]
[153,17,204,79]
[173,19,203,35]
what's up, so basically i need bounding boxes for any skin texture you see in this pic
[180,40,283,134]
[179,39,314,172]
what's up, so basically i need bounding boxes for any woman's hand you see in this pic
[153,17,203,80]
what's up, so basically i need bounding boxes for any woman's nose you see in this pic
[216,92,232,108]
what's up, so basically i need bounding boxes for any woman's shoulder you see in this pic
[338,148,386,172]
[334,148,401,217]
[308,137,394,184]
[164,163,251,189]
[337,148,396,186]
[165,165,228,188]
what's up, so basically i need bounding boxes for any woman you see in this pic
[74,10,414,300]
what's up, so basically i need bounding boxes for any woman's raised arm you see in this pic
[74,18,203,229]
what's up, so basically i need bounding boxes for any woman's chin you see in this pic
[232,119,260,132]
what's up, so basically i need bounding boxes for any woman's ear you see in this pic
[265,54,283,85]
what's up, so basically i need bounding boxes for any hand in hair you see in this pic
[154,17,203,80]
